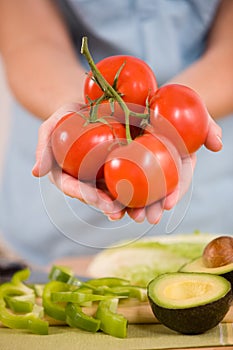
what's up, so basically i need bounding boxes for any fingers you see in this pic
[32,121,55,177]
[145,201,164,224]
[32,101,204,224]
[164,153,196,210]
[33,102,126,220]
[127,207,147,223]
[204,117,222,152]
[32,102,83,177]
[127,201,164,225]
[49,167,126,218]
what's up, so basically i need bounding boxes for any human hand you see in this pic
[127,153,196,224]
[31,105,178,223]
[127,115,222,224]
[204,116,222,152]
[32,103,126,220]
[32,106,221,224]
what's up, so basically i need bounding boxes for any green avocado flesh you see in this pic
[147,272,232,334]
[180,257,233,288]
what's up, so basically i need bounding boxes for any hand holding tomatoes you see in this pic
[104,133,181,208]
[32,103,126,220]
[149,84,210,155]
[32,36,222,224]
[51,105,126,182]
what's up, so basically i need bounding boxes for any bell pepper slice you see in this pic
[107,285,148,301]
[42,280,71,321]
[0,270,36,313]
[32,284,44,298]
[49,265,74,283]
[49,265,86,288]
[51,290,112,304]
[95,298,128,338]
[65,302,100,333]
[11,268,31,285]
[5,294,35,313]
[0,303,48,335]
[0,269,33,298]
[66,275,84,287]
[87,277,130,288]
[0,269,48,335]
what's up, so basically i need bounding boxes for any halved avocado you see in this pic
[147,272,232,334]
[180,257,233,288]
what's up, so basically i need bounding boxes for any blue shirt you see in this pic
[2,0,232,266]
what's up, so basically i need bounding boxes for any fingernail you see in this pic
[107,216,118,221]
[107,212,123,221]
[31,164,38,176]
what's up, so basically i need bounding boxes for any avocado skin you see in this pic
[148,289,232,335]
[221,271,233,290]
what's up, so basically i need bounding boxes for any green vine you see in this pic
[81,36,149,143]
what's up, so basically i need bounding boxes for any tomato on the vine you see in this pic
[84,55,157,125]
[104,133,181,208]
[51,108,126,182]
[149,84,210,155]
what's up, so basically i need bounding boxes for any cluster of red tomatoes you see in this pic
[51,52,210,208]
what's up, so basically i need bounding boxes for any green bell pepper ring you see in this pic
[108,285,147,301]
[32,284,44,298]
[95,298,128,338]
[49,265,88,289]
[42,280,72,321]
[0,269,33,299]
[0,270,35,315]
[0,270,48,335]
[5,294,35,313]
[65,302,100,332]
[49,265,74,283]
[87,277,130,288]
[0,305,48,335]
[51,291,113,304]
[11,268,31,285]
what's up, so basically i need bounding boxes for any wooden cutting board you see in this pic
[85,300,233,324]
[45,300,233,325]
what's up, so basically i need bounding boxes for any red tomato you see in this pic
[51,109,126,182]
[149,84,210,155]
[104,134,181,208]
[84,55,158,125]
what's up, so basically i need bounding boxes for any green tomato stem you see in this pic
[89,94,107,123]
[81,36,133,143]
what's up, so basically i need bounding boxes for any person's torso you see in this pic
[56,0,220,84]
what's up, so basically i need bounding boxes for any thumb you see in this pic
[205,117,222,152]
[32,102,83,177]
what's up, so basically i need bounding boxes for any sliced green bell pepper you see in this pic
[65,302,100,332]
[0,269,48,335]
[49,265,74,283]
[95,298,128,338]
[49,265,85,288]
[51,290,113,304]
[42,280,71,321]
[5,293,35,313]
[87,277,130,287]
[0,304,48,335]
[107,285,148,301]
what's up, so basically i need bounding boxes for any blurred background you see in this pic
[0,57,19,259]
[0,57,11,178]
